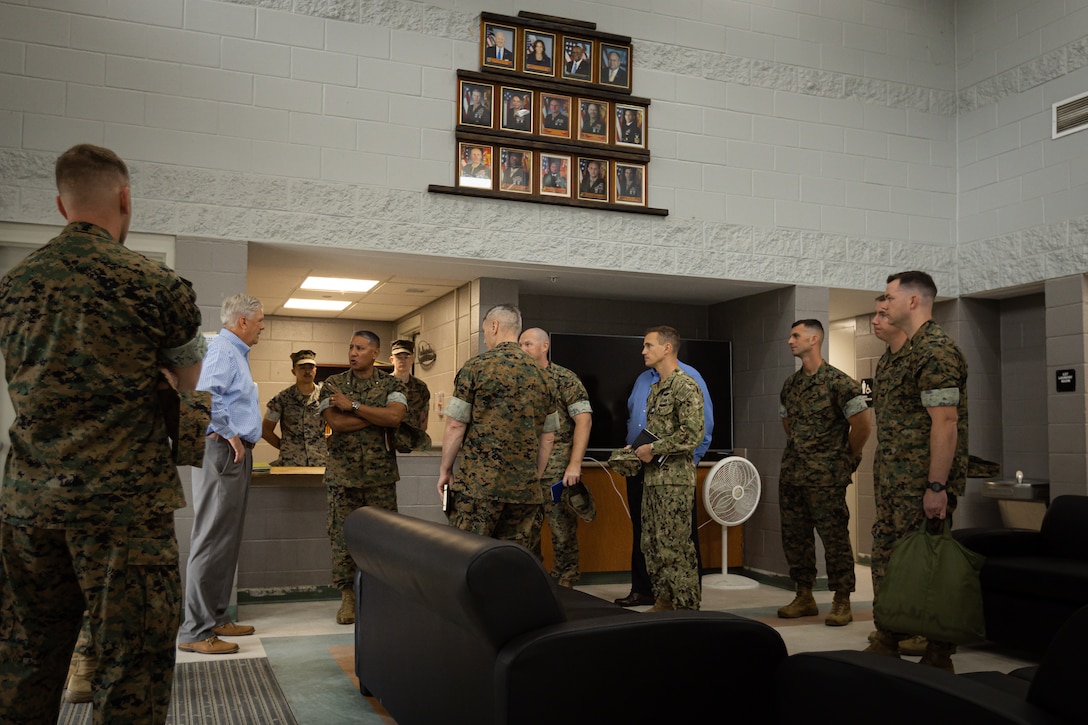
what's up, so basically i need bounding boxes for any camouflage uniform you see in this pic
[265,383,328,466]
[319,369,407,590]
[0,221,204,725]
[872,319,968,637]
[778,362,867,594]
[446,341,559,552]
[396,374,432,451]
[539,363,593,586]
[641,369,705,610]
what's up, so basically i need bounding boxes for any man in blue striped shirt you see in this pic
[178,294,265,655]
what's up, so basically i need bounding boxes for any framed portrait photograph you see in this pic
[540,92,572,139]
[457,142,493,190]
[577,157,609,202]
[614,162,646,206]
[523,29,556,77]
[539,153,571,198]
[577,99,609,143]
[459,80,494,129]
[481,23,517,70]
[600,42,632,91]
[499,148,533,194]
[561,36,594,83]
[615,103,646,148]
[499,86,534,134]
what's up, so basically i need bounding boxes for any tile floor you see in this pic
[184,570,1039,724]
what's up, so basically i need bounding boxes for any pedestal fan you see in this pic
[702,455,761,590]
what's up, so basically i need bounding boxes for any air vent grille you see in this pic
[1053,91,1088,139]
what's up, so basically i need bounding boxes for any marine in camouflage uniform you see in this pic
[263,350,327,467]
[635,327,705,612]
[540,362,594,585]
[439,305,559,554]
[319,333,407,597]
[519,328,594,587]
[0,144,205,725]
[777,320,870,625]
[390,339,432,452]
[869,272,968,671]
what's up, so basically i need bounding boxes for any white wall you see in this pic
[0,0,997,300]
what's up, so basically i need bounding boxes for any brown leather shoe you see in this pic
[212,622,255,637]
[178,636,239,655]
[614,592,655,607]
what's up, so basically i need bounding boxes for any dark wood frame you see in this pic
[615,102,646,149]
[576,98,610,144]
[600,42,632,91]
[540,92,573,140]
[576,157,609,202]
[614,162,646,206]
[457,142,494,190]
[481,22,517,71]
[458,80,494,129]
[522,29,557,78]
[498,148,533,194]
[560,36,595,83]
[499,86,535,134]
[539,152,571,197]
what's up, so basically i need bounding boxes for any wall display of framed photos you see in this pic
[434,11,665,215]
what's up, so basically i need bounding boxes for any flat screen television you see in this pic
[549,333,733,460]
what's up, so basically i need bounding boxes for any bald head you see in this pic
[519,327,550,366]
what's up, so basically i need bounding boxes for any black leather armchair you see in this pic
[345,506,788,725]
[773,603,1088,725]
[953,494,1088,653]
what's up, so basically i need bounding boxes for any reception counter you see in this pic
[541,462,743,573]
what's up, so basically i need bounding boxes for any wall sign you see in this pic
[1056,369,1076,392]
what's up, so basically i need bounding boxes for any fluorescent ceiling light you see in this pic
[284,298,351,311]
[301,276,379,293]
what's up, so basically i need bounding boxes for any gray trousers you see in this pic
[178,437,252,643]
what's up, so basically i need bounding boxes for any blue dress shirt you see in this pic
[198,328,262,444]
[626,361,715,464]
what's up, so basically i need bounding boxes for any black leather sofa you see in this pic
[344,506,788,725]
[953,494,1088,653]
[773,603,1088,725]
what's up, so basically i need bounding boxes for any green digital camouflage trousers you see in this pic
[448,492,545,554]
[642,484,700,610]
[327,484,397,591]
[545,497,580,585]
[780,483,856,593]
[0,514,180,725]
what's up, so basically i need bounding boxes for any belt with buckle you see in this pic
[208,432,256,449]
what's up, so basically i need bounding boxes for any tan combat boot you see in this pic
[899,634,928,656]
[777,585,818,618]
[918,641,955,673]
[63,651,97,703]
[824,591,852,626]
[863,630,902,658]
[336,589,356,625]
[646,598,676,612]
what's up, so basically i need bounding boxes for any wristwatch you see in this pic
[351,401,360,412]
[927,481,947,492]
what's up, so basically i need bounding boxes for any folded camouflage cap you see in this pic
[607,447,642,478]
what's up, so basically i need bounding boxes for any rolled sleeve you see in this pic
[842,394,869,419]
[387,391,408,407]
[567,399,592,417]
[445,396,472,423]
[161,333,207,369]
[921,387,960,407]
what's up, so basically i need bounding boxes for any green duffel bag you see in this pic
[873,519,986,645]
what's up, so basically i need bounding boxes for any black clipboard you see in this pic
[632,428,667,465]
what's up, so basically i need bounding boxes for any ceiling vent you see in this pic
[1053,91,1088,139]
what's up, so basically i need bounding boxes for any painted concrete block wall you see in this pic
[1000,293,1048,480]
[955,0,1088,295]
[1045,274,1088,499]
[1,0,977,303]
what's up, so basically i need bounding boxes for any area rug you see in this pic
[57,658,298,725]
